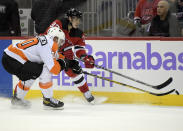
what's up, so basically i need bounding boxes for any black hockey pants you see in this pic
[1,52,43,81]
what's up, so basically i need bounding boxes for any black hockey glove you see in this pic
[57,59,69,71]
[57,59,82,74]
[69,60,82,74]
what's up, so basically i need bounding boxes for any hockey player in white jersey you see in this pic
[1,27,82,108]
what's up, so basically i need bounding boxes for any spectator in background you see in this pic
[176,0,183,35]
[31,0,64,34]
[31,0,86,34]
[168,0,177,13]
[133,0,160,36]
[0,0,21,36]
[177,0,183,17]
[149,0,181,36]
[134,0,160,25]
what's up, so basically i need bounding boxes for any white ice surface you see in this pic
[0,97,183,131]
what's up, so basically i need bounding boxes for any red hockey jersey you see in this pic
[45,18,87,60]
[134,0,160,24]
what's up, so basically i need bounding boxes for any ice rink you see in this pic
[0,97,183,131]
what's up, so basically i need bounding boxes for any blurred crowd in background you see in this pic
[0,0,183,37]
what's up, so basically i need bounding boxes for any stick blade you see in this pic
[150,89,175,96]
[153,77,173,89]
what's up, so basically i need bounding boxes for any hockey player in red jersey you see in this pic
[45,8,95,103]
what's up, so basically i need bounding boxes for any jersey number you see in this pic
[16,38,39,50]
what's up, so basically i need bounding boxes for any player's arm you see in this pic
[38,36,68,75]
[74,33,95,68]
[134,0,142,19]
[39,45,60,75]
[39,40,81,75]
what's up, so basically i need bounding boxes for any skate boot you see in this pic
[11,94,31,108]
[43,97,64,109]
[84,91,95,104]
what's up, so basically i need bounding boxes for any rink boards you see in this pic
[1,37,183,106]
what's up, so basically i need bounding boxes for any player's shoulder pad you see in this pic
[37,35,48,46]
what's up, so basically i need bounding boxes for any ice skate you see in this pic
[43,97,64,109]
[84,91,95,104]
[11,95,31,108]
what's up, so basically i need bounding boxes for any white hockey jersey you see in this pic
[4,35,64,75]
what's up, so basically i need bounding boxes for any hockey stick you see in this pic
[76,57,173,90]
[83,71,175,96]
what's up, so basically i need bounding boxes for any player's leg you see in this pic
[13,60,44,107]
[65,69,95,103]
[39,65,64,108]
[11,79,34,107]
[2,53,44,107]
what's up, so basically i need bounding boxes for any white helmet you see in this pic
[47,27,65,47]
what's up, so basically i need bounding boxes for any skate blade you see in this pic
[43,105,64,110]
[91,96,108,105]
[11,104,31,109]
[62,95,86,104]
[62,95,108,105]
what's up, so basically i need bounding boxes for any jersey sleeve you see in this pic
[38,39,61,75]
[74,33,87,58]
[134,0,144,19]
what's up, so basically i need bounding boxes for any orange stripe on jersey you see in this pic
[18,81,30,91]
[50,58,61,75]
[39,82,53,89]
[52,42,58,53]
[8,45,28,61]
[16,38,38,50]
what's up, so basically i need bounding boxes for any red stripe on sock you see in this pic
[78,82,89,93]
